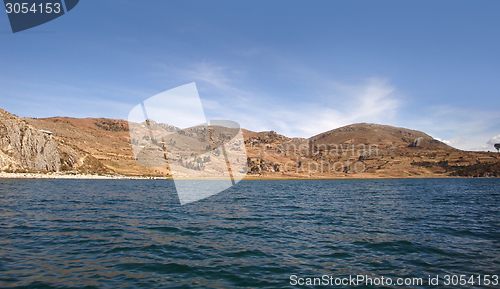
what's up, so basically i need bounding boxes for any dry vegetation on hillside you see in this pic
[18,116,500,179]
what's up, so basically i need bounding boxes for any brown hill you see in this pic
[310,123,453,151]
[300,123,488,178]
[238,123,498,178]
[0,110,494,178]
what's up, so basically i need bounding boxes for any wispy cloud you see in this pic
[7,57,496,152]
[402,105,500,151]
[168,62,401,137]
[183,62,233,90]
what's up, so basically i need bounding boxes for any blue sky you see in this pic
[1,0,500,151]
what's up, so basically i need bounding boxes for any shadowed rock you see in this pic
[0,109,60,171]
[409,137,424,148]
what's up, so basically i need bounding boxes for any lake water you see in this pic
[0,179,499,288]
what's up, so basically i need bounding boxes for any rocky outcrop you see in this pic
[409,137,424,148]
[0,109,60,172]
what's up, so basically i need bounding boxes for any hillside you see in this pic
[310,123,452,151]
[243,123,499,178]
[23,116,159,176]
[305,123,499,178]
[0,108,498,178]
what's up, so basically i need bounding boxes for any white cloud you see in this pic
[432,137,467,146]
[487,134,500,145]
[174,63,401,137]
[434,138,451,145]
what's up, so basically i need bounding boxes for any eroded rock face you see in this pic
[0,109,60,172]
[409,137,424,148]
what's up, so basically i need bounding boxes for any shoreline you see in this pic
[0,172,167,180]
[0,172,496,180]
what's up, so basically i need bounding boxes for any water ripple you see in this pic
[0,178,499,288]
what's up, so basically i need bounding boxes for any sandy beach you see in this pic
[0,172,167,180]
[0,171,469,180]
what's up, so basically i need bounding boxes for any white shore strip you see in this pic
[0,172,168,180]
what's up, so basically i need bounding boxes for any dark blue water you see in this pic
[0,179,499,288]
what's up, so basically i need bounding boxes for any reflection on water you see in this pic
[0,178,499,288]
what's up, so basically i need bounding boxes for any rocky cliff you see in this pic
[0,109,60,172]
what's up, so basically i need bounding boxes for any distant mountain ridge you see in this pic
[1,108,499,178]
